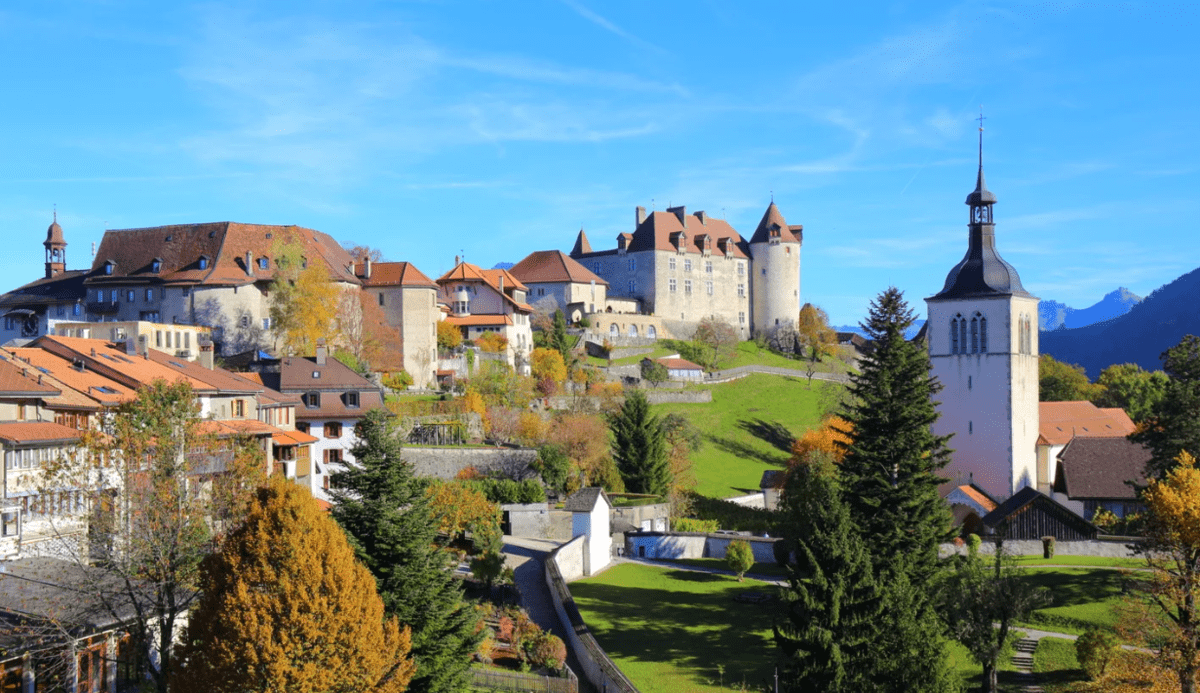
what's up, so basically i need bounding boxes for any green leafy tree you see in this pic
[174,479,416,693]
[534,444,571,495]
[1094,362,1168,424]
[797,303,839,384]
[331,409,481,693]
[1132,335,1200,478]
[941,543,1049,693]
[609,389,670,496]
[640,359,669,388]
[726,539,755,581]
[693,316,738,369]
[774,460,883,692]
[1039,353,1103,402]
[1076,628,1121,681]
[550,309,571,360]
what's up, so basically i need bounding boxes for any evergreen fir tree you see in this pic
[609,389,670,496]
[551,309,571,360]
[331,409,481,693]
[774,457,884,693]
[838,286,954,585]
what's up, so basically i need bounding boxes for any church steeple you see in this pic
[930,120,1031,300]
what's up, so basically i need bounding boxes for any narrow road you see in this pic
[502,537,597,693]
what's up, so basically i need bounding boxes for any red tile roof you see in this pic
[955,484,998,513]
[436,262,532,313]
[747,203,803,245]
[510,250,609,286]
[5,347,133,409]
[0,421,83,444]
[656,357,703,371]
[273,430,319,446]
[445,315,513,327]
[0,358,61,397]
[1038,401,1136,446]
[355,261,437,288]
[87,223,360,288]
[573,207,750,259]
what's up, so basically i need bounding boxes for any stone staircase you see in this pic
[1011,637,1042,692]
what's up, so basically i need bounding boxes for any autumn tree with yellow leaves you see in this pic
[789,415,853,468]
[268,240,339,356]
[174,479,416,693]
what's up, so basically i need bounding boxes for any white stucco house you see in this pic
[563,487,611,576]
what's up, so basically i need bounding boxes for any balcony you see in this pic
[86,301,120,315]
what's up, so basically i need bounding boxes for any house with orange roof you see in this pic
[83,222,361,355]
[569,203,802,340]
[509,249,609,324]
[436,259,533,374]
[353,259,440,388]
[1035,400,1136,496]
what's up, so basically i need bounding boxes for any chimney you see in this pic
[364,257,372,279]
[198,334,214,369]
[636,206,647,225]
[696,210,708,225]
[315,338,327,366]
[139,335,148,359]
[245,251,253,276]
[499,275,504,293]
[125,337,138,356]
[667,205,687,226]
[455,255,460,266]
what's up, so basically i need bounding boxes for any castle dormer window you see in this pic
[151,258,162,273]
[103,261,115,275]
[198,256,210,270]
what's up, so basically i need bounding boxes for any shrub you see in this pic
[534,444,571,494]
[1076,628,1120,680]
[673,517,719,533]
[529,633,567,671]
[966,533,981,558]
[726,539,755,581]
[1042,535,1056,559]
[382,370,414,390]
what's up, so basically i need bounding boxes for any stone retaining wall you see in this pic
[546,537,639,692]
[404,447,538,480]
[624,532,780,563]
[940,537,1143,558]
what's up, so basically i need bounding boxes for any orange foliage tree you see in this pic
[548,413,616,492]
[789,415,854,467]
[174,479,415,693]
[425,481,502,550]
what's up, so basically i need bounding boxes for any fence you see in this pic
[471,667,578,693]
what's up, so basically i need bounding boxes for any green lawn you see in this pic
[1014,555,1146,569]
[585,345,677,368]
[655,557,789,580]
[720,340,849,374]
[653,373,832,498]
[1017,567,1129,635]
[572,562,1008,692]
[570,563,778,693]
[1033,637,1086,690]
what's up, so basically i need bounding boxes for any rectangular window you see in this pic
[593,262,600,274]
[345,392,359,408]
[96,290,104,303]
[324,448,343,464]
[233,399,244,417]
[72,303,81,316]
[56,304,65,317]
[1,511,18,537]
[705,261,713,274]
[628,258,636,271]
[2,317,12,331]
[684,280,692,294]
[684,259,692,272]
[145,288,154,302]
[378,293,384,306]
[668,257,676,270]
[739,311,746,324]
[737,263,745,276]
[669,278,677,293]
[127,290,135,302]
[627,280,635,293]
[706,281,714,295]
[324,422,342,438]
[262,318,271,330]
[737,284,745,298]
[182,287,190,297]
[304,392,320,409]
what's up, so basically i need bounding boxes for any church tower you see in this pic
[926,130,1039,502]
[748,202,802,335]
[44,212,67,279]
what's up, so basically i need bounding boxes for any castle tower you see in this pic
[44,212,67,279]
[748,202,802,335]
[926,131,1039,502]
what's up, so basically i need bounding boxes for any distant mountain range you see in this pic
[1039,288,1142,330]
[834,320,926,341]
[1040,268,1200,378]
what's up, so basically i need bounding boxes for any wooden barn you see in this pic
[981,486,1098,541]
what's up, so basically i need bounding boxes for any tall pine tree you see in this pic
[609,389,670,496]
[836,287,959,693]
[774,457,884,693]
[331,409,481,693]
[1132,334,1200,478]
[839,287,953,582]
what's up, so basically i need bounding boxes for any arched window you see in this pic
[959,317,967,354]
[970,317,979,353]
[979,315,987,353]
[950,317,959,354]
[610,323,619,336]
[647,325,657,339]
[1025,316,1033,354]
[629,324,638,338]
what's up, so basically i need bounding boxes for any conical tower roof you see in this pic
[748,202,800,244]
[44,213,66,249]
[570,228,592,256]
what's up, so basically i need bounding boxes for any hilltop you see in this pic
[1039,287,1142,330]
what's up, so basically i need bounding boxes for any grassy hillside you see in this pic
[654,373,833,498]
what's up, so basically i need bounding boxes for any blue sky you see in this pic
[1,1,1197,326]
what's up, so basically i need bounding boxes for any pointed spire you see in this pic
[966,109,996,208]
[570,227,592,256]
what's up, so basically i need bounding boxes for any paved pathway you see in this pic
[502,537,597,693]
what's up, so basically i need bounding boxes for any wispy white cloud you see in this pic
[557,0,666,55]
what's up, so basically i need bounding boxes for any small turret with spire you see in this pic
[44,208,67,279]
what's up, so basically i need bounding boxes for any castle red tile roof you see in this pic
[355,261,437,288]
[510,250,609,286]
[747,202,803,245]
[573,206,750,259]
[1038,401,1136,446]
[87,223,360,288]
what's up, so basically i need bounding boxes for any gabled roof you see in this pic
[1056,437,1150,500]
[0,357,61,398]
[0,421,84,445]
[33,335,217,395]
[947,484,998,513]
[445,315,513,327]
[5,347,134,409]
[748,203,803,245]
[87,222,360,288]
[144,349,262,395]
[572,206,750,259]
[510,250,608,286]
[981,486,1097,539]
[1038,401,1136,446]
[0,270,90,312]
[437,262,532,313]
[563,487,609,512]
[760,469,786,490]
[355,261,437,289]
[276,356,379,392]
[655,357,703,371]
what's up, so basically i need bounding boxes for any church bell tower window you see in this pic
[970,317,979,353]
[950,316,960,354]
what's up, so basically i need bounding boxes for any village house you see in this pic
[436,260,533,375]
[509,249,609,324]
[353,259,440,389]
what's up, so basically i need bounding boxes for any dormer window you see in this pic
[258,257,269,270]
[198,256,210,270]
[103,261,115,275]
[151,258,162,273]
[345,392,359,408]
[304,392,320,408]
